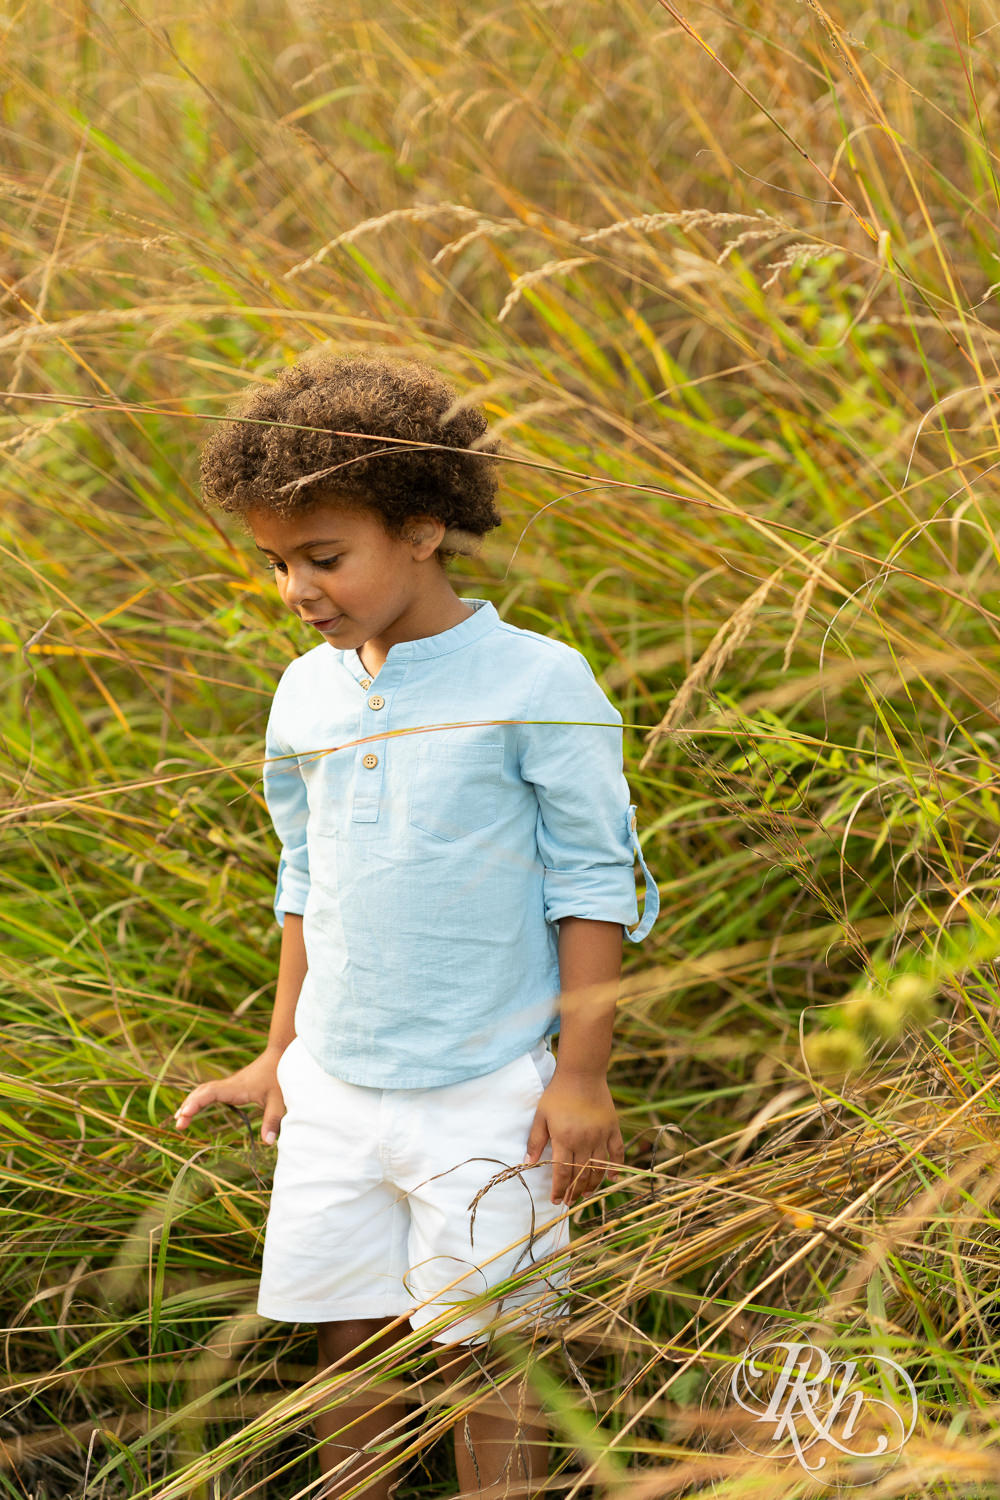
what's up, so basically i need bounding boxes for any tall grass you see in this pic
[4,0,1000,1494]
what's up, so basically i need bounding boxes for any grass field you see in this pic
[5,1,1000,1495]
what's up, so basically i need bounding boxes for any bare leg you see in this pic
[314,1316,412,1500]
[431,1341,550,1499]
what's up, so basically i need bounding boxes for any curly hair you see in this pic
[198,348,502,562]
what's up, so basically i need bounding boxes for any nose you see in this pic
[283,563,324,608]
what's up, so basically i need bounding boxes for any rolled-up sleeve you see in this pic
[262,687,310,928]
[518,647,658,942]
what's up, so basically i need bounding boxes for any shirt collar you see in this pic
[341,598,498,678]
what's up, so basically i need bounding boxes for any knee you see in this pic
[317,1315,408,1370]
[428,1337,490,1391]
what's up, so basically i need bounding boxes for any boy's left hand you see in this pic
[521,1071,625,1205]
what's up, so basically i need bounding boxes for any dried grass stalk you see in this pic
[497,256,595,323]
[578,208,784,244]
[284,202,486,279]
[783,543,835,672]
[639,573,777,768]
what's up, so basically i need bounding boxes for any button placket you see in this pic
[351,669,393,823]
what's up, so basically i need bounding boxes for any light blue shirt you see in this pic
[263,598,659,1087]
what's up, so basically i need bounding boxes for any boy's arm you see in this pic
[517,647,657,1204]
[174,913,308,1145]
[522,916,626,1206]
[264,912,307,1059]
[174,680,311,1146]
[552,916,622,1080]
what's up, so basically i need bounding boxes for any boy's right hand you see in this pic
[173,1047,288,1146]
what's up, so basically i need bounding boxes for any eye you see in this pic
[311,556,341,569]
[260,560,287,575]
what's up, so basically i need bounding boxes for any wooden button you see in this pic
[362,752,379,769]
[359,678,372,689]
[368,694,385,710]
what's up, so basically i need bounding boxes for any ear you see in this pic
[404,515,446,560]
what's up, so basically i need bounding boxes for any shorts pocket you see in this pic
[275,1037,300,1091]
[408,742,504,842]
[525,1042,556,1094]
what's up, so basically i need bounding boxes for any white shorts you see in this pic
[256,1035,572,1347]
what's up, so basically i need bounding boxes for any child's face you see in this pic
[246,497,444,651]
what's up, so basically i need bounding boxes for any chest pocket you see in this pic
[409,742,504,841]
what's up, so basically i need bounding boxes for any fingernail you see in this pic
[264,1130,276,1145]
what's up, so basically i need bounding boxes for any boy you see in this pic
[174,349,658,1499]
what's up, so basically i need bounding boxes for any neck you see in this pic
[360,587,474,675]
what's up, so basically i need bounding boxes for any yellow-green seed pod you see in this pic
[841,988,880,1033]
[867,994,906,1040]
[888,974,936,1025]
[803,1030,868,1076]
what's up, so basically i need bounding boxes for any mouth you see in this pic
[303,614,343,632]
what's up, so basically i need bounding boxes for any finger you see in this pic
[174,1085,216,1129]
[552,1150,576,1204]
[568,1157,603,1203]
[568,1158,593,1204]
[522,1111,549,1166]
[549,1146,568,1202]
[599,1143,623,1182]
[261,1087,286,1146]
[175,1079,244,1129]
